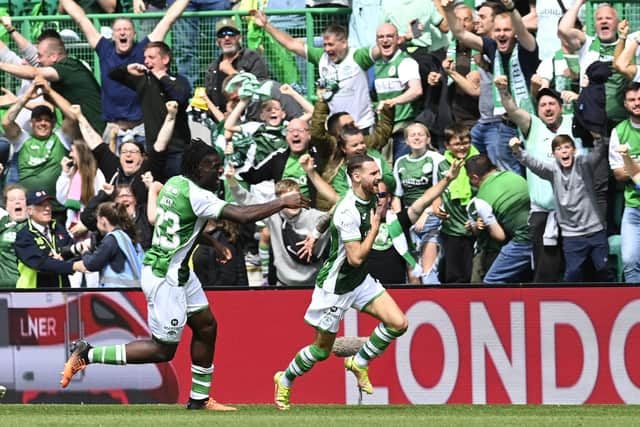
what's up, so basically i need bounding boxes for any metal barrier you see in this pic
[586,1,640,35]
[4,8,351,92]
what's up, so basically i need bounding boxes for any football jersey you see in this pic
[315,189,376,295]
[144,175,227,283]
[393,150,444,206]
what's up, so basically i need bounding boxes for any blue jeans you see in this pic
[411,215,441,285]
[484,240,533,284]
[621,206,640,282]
[392,130,410,163]
[563,230,609,282]
[471,120,523,175]
[168,0,231,88]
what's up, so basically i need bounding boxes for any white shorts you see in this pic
[304,274,386,333]
[141,266,210,343]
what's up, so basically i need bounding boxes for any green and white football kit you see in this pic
[278,191,406,399]
[306,190,385,333]
[142,175,227,343]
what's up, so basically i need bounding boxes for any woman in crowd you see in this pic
[56,140,105,287]
[79,201,144,287]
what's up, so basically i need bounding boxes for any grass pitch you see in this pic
[1,404,640,427]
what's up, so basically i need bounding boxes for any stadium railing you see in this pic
[2,7,351,94]
[585,0,640,35]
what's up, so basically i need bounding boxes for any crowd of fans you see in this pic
[0,0,638,288]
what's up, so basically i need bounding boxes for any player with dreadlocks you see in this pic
[60,139,309,410]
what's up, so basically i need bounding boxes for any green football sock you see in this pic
[190,364,213,401]
[283,345,329,386]
[355,324,404,367]
[88,344,127,365]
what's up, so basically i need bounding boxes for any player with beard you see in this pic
[58,0,190,148]
[272,154,407,410]
[60,139,310,410]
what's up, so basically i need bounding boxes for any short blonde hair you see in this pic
[403,122,431,140]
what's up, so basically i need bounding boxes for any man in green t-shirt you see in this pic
[2,80,72,219]
[373,23,422,160]
[608,82,640,283]
[0,34,104,134]
[60,140,309,411]
[466,154,532,284]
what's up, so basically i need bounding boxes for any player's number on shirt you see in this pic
[153,208,181,250]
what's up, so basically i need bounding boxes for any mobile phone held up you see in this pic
[410,19,423,39]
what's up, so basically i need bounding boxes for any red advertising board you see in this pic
[2,286,640,404]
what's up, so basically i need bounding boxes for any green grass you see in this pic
[1,404,640,426]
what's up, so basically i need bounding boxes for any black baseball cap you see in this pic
[536,88,563,105]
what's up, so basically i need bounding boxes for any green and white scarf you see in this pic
[553,49,578,115]
[585,36,617,64]
[492,46,534,116]
[224,72,273,102]
[385,210,422,278]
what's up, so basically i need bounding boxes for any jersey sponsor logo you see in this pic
[159,197,174,208]
[27,157,47,166]
[165,185,180,196]
[402,176,431,187]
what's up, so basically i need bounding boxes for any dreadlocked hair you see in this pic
[182,138,218,181]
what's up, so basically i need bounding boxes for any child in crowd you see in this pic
[80,202,144,288]
[391,122,444,284]
[226,166,330,287]
[56,140,106,287]
[435,124,479,283]
[223,83,313,285]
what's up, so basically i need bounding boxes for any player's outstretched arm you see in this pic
[221,192,310,224]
